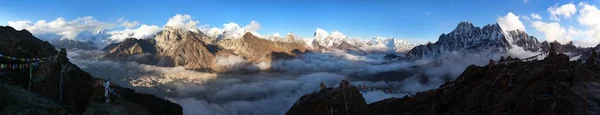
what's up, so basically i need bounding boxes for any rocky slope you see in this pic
[406,22,540,58]
[0,26,182,114]
[288,49,600,114]
[152,27,226,71]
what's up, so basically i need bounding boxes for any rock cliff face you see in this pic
[0,26,182,114]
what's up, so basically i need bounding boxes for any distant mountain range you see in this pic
[41,27,417,54]
[310,28,416,53]
[35,21,600,72]
[100,26,308,72]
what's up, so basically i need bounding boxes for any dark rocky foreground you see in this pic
[0,26,182,115]
[288,51,600,115]
[287,81,369,115]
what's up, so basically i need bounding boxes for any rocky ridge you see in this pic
[0,26,182,114]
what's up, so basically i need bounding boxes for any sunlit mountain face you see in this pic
[1,0,600,115]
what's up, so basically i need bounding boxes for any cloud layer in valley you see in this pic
[65,45,542,115]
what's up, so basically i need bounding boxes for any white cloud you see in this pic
[107,24,161,43]
[531,13,542,20]
[200,20,262,39]
[165,14,200,31]
[521,16,531,21]
[548,3,577,21]
[497,12,526,32]
[525,2,600,47]
[117,17,140,29]
[578,2,600,45]
[8,16,115,40]
[270,32,281,38]
[122,21,139,29]
[531,21,582,44]
[244,20,261,33]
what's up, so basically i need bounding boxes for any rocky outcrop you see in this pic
[0,26,182,115]
[369,53,600,114]
[286,81,369,115]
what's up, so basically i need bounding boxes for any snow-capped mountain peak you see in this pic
[406,22,541,58]
[367,36,416,52]
[330,31,347,40]
[314,28,329,40]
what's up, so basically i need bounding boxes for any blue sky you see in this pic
[1,0,598,44]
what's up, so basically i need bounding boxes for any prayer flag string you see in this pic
[0,53,51,62]
[0,61,45,69]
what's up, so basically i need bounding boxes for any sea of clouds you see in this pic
[65,46,541,115]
